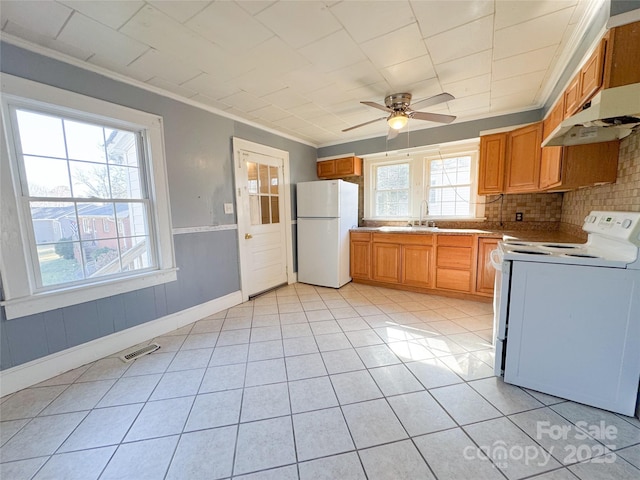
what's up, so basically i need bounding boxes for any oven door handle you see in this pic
[490,249,502,271]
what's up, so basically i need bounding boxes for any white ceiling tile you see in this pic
[412,0,494,38]
[0,0,72,38]
[243,37,310,75]
[329,0,415,43]
[491,70,546,98]
[58,13,149,66]
[87,54,151,82]
[360,23,428,69]
[490,90,538,112]
[235,1,276,16]
[328,61,387,91]
[232,73,287,98]
[493,7,574,60]
[185,2,273,53]
[446,92,490,114]
[261,88,312,110]
[182,73,241,100]
[128,49,201,86]
[148,1,210,23]
[299,30,367,73]
[492,45,557,81]
[189,94,231,111]
[441,74,491,99]
[221,91,270,113]
[287,103,332,120]
[2,20,93,61]
[281,67,334,95]
[146,77,197,98]
[256,1,342,49]
[304,84,362,107]
[273,115,313,131]
[495,0,577,29]
[381,55,436,90]
[59,1,143,29]
[434,49,492,84]
[569,0,590,25]
[248,105,291,123]
[426,15,494,65]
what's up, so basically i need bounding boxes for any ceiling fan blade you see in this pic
[342,116,386,132]
[387,128,399,140]
[361,101,392,113]
[410,92,455,110]
[411,111,456,124]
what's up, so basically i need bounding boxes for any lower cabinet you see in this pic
[349,232,497,300]
[475,237,499,296]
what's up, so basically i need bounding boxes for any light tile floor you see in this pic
[1,282,639,479]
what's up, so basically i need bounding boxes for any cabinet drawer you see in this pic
[351,231,371,242]
[436,268,472,292]
[437,235,474,247]
[398,234,433,245]
[437,246,472,269]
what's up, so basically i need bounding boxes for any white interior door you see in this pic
[234,139,291,298]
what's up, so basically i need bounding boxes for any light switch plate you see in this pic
[224,203,234,214]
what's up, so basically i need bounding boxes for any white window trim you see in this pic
[363,139,484,222]
[0,74,176,320]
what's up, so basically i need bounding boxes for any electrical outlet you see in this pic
[224,203,234,215]
[515,212,523,221]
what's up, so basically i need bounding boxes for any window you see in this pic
[364,140,482,221]
[1,75,176,319]
[373,162,410,217]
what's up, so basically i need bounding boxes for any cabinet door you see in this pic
[579,39,605,104]
[505,123,542,193]
[401,245,432,288]
[476,238,499,296]
[564,76,581,117]
[351,241,371,280]
[603,21,640,89]
[335,156,363,176]
[478,133,506,195]
[542,98,564,141]
[317,160,335,178]
[539,146,563,190]
[372,243,401,283]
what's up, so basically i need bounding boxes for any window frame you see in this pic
[1,74,176,320]
[363,140,484,221]
[372,160,412,218]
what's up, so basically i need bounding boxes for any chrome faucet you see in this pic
[419,199,429,226]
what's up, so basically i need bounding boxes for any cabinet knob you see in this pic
[245,233,253,239]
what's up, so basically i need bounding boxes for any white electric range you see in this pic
[491,211,640,416]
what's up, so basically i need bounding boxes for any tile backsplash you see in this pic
[560,131,640,237]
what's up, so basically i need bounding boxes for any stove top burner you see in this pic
[504,242,529,246]
[512,250,551,255]
[542,244,579,249]
[565,253,600,258]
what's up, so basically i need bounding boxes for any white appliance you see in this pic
[296,180,358,288]
[491,211,640,416]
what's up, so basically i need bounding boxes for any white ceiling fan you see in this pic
[343,92,456,139]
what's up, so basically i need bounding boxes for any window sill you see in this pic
[1,268,178,320]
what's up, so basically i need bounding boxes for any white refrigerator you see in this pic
[297,180,358,288]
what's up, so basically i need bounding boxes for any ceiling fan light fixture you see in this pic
[387,112,408,130]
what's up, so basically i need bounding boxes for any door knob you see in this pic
[245,233,253,239]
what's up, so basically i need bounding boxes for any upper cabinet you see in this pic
[504,123,543,193]
[564,38,606,117]
[602,21,640,89]
[317,156,362,179]
[478,133,506,195]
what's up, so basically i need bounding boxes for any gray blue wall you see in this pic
[0,42,316,370]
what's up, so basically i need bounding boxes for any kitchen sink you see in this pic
[378,226,439,232]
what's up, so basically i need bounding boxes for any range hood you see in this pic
[542,83,640,147]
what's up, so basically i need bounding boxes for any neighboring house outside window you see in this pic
[363,140,483,222]
[0,75,176,319]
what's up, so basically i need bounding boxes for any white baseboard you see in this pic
[0,291,242,397]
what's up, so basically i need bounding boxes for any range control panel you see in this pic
[583,211,640,245]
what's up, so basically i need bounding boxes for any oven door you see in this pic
[490,248,511,376]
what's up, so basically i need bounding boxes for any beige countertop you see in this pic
[351,227,586,244]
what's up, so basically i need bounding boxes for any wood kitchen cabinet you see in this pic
[371,240,401,283]
[435,235,474,292]
[350,232,371,280]
[478,133,506,195]
[540,141,619,191]
[317,156,362,179]
[401,236,434,288]
[603,21,640,89]
[564,39,606,117]
[504,123,543,193]
[475,237,499,297]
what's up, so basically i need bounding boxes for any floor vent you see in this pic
[119,343,161,363]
